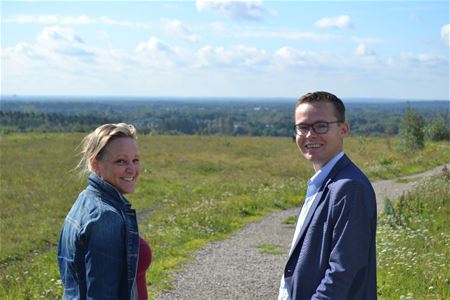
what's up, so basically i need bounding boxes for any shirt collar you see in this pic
[306,151,345,197]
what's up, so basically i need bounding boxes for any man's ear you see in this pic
[341,121,350,136]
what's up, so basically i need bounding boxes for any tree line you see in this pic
[0,99,448,142]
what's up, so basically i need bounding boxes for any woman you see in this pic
[57,123,151,299]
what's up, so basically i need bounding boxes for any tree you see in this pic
[426,114,450,141]
[399,106,425,151]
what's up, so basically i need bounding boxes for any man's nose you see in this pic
[305,126,317,137]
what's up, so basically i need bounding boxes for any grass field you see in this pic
[0,133,449,298]
[377,172,450,299]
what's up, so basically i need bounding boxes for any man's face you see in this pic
[295,101,349,171]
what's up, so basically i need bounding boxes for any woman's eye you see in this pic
[116,159,127,165]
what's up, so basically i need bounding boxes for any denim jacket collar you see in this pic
[87,173,132,209]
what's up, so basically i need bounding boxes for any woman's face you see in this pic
[92,137,140,194]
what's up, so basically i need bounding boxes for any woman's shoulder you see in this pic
[67,189,123,229]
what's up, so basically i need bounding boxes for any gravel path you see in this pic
[156,163,449,300]
[372,163,449,212]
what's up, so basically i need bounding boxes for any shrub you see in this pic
[399,106,425,151]
[425,114,450,141]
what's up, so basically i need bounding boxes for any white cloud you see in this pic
[44,15,94,25]
[206,23,339,41]
[99,16,152,29]
[274,47,326,68]
[136,37,173,53]
[197,46,233,67]
[352,36,383,44]
[2,42,47,67]
[2,22,447,98]
[161,19,201,43]
[275,47,304,66]
[36,26,95,59]
[399,52,448,69]
[196,0,267,21]
[37,26,85,45]
[210,21,227,33]
[8,14,35,24]
[4,14,95,25]
[234,45,269,66]
[2,26,104,93]
[196,45,269,68]
[315,15,353,29]
[355,43,375,56]
[441,24,450,46]
[3,14,152,28]
[235,30,338,42]
[135,37,193,69]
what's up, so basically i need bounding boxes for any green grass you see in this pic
[377,173,450,299]
[255,244,285,255]
[0,133,449,298]
[394,177,420,184]
[281,215,297,225]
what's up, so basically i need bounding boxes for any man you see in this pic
[278,91,377,300]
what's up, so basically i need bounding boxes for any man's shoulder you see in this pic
[333,155,367,177]
[329,156,373,190]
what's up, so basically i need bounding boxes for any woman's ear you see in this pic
[90,158,99,174]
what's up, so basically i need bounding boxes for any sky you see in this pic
[1,0,449,100]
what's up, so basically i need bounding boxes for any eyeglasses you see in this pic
[294,120,343,136]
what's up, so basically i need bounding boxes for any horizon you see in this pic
[2,1,449,99]
[1,94,449,103]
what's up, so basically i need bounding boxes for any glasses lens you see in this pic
[313,122,329,134]
[297,125,309,135]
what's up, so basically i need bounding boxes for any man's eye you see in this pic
[314,123,328,129]
[116,160,127,165]
[299,126,309,131]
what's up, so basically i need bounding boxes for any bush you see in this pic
[425,114,450,141]
[399,106,425,151]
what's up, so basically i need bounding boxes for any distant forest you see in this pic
[0,97,449,137]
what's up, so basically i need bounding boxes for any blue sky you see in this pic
[1,0,449,100]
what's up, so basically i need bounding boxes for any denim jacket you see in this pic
[57,174,139,299]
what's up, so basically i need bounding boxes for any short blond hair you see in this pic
[77,123,137,174]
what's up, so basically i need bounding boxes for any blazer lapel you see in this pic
[288,154,351,259]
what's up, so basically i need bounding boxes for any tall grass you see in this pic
[377,171,450,299]
[0,133,449,298]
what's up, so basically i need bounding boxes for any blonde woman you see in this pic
[57,123,151,299]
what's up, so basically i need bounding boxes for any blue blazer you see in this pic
[284,154,377,300]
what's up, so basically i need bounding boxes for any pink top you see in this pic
[137,236,152,300]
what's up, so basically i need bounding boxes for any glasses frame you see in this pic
[293,120,343,136]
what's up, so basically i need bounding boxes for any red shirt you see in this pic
[137,236,152,300]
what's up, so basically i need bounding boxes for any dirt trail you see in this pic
[156,163,449,300]
[372,163,449,212]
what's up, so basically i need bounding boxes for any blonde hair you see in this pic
[77,123,137,175]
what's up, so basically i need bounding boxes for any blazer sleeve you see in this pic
[81,210,126,300]
[312,180,375,299]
